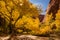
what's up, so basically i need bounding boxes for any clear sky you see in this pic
[29,0,50,15]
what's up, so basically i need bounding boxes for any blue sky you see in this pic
[29,0,50,15]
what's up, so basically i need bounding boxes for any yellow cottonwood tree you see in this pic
[0,0,42,35]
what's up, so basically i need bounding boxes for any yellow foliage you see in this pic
[56,10,60,20]
[44,13,53,25]
[15,15,40,30]
[15,18,24,27]
[7,1,14,8]
[43,9,60,33]
[0,1,5,7]
[40,26,51,34]
[12,9,20,20]
[55,10,60,30]
[0,0,52,35]
[17,29,23,33]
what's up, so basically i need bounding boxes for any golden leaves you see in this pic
[12,9,20,20]
[15,15,41,34]
[0,1,5,7]
[7,1,14,8]
[15,15,40,29]
[40,26,51,34]
[44,13,53,26]
[55,10,60,30]
[56,10,60,20]
[0,0,50,35]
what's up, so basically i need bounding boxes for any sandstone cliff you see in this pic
[46,0,60,20]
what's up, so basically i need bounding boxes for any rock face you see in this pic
[39,15,45,22]
[46,0,60,20]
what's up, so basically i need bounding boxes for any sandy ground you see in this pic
[0,35,60,40]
